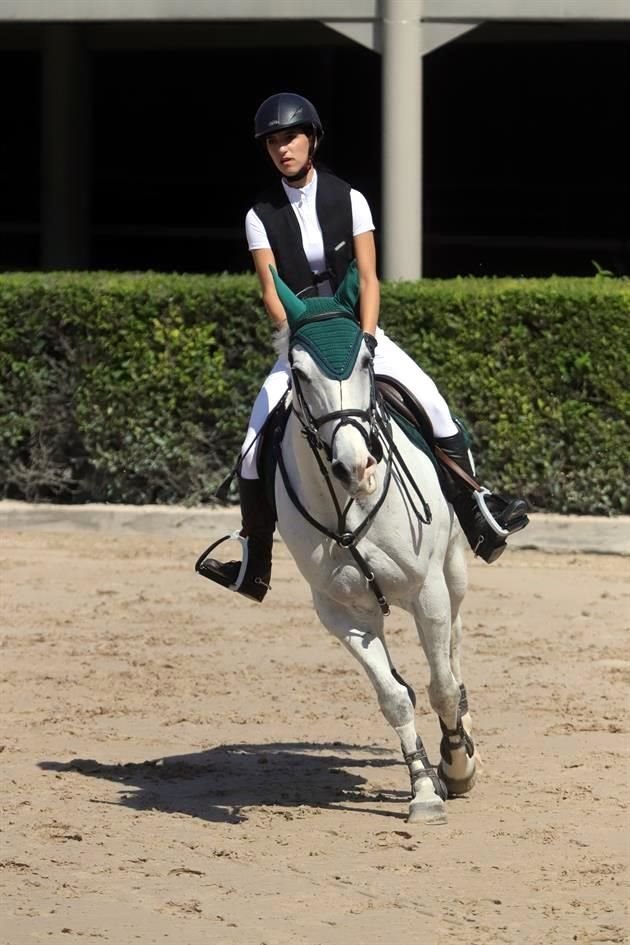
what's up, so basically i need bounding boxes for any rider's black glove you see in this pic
[363,332,378,358]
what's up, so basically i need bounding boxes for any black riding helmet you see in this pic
[254,93,324,183]
[254,92,324,143]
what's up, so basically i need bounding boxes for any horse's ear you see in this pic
[333,259,360,315]
[270,265,306,328]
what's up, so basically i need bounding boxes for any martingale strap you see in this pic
[276,442,392,616]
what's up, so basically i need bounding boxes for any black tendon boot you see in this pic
[435,430,529,564]
[195,477,274,602]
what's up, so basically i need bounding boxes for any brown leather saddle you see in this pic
[376,374,436,447]
[376,374,482,493]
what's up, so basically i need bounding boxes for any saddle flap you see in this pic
[257,396,292,516]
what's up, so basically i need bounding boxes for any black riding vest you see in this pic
[253,170,354,298]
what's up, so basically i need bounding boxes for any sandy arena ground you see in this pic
[1,522,629,945]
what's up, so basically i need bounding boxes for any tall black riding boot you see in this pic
[435,431,529,564]
[195,476,274,602]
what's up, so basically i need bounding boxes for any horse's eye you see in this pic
[292,366,309,383]
[360,354,372,371]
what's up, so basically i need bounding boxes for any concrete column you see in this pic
[41,24,90,269]
[381,0,422,280]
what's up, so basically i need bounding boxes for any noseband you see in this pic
[290,359,383,465]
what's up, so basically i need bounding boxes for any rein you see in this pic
[278,334,433,617]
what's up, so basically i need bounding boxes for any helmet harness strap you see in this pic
[280,129,319,183]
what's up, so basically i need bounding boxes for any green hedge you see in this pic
[381,276,629,515]
[0,271,628,513]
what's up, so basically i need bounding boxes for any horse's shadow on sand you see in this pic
[39,742,411,823]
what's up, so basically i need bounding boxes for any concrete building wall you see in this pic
[0,4,628,278]
[0,0,629,20]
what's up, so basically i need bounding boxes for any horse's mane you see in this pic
[272,323,290,359]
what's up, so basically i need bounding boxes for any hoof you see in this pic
[437,762,477,797]
[407,796,448,825]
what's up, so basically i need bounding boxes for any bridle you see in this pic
[277,317,432,616]
[289,357,383,468]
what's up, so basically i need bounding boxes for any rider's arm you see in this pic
[251,248,288,330]
[354,230,380,337]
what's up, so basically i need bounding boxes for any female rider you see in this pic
[199,92,529,602]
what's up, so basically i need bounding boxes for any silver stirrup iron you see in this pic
[473,488,510,537]
[228,532,250,590]
[196,530,250,590]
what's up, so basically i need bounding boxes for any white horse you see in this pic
[270,263,476,825]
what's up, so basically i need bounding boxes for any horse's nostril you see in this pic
[366,454,376,469]
[331,460,350,485]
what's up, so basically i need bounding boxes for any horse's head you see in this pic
[272,262,379,497]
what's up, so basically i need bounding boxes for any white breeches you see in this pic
[239,327,458,480]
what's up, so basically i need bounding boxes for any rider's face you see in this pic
[265,129,311,177]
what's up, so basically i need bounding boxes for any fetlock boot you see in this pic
[435,430,529,564]
[195,476,274,602]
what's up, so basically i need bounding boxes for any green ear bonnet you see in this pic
[271,260,363,381]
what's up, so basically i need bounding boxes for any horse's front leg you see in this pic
[412,566,476,799]
[312,590,448,826]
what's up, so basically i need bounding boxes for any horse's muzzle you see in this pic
[332,455,378,496]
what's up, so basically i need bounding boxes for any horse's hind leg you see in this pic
[442,533,477,795]
[412,563,476,799]
[445,534,472,727]
[312,590,448,826]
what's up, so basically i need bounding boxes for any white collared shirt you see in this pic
[245,169,374,295]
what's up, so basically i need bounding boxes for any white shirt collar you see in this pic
[281,169,318,204]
